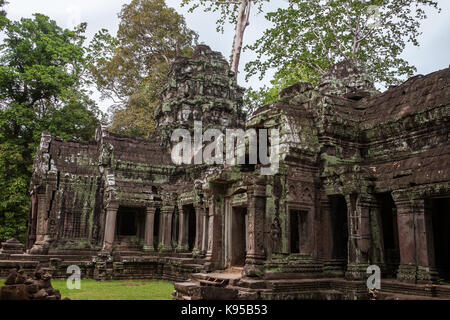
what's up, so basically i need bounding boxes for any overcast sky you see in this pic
[3,0,450,113]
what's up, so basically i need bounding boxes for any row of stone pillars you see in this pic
[323,191,441,283]
[102,184,268,274]
[102,202,209,255]
[156,204,208,254]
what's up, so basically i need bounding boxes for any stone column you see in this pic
[201,205,209,254]
[414,199,437,282]
[193,204,204,255]
[27,193,38,250]
[144,207,156,252]
[345,194,372,280]
[320,197,333,261]
[394,193,437,283]
[243,183,266,278]
[320,196,346,277]
[29,193,50,254]
[103,202,119,252]
[160,205,174,252]
[204,194,223,271]
[177,204,189,252]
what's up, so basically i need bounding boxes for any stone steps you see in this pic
[173,275,450,300]
[199,278,229,287]
[7,254,93,262]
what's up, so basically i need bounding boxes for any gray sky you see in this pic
[3,0,450,113]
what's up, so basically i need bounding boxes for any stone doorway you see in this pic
[329,196,349,267]
[289,210,309,254]
[115,206,145,250]
[430,197,450,280]
[376,193,400,277]
[186,204,196,252]
[230,207,247,267]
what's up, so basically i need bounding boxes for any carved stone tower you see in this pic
[155,45,246,145]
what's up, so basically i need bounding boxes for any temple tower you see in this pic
[155,45,246,145]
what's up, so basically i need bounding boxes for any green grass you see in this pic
[0,278,174,300]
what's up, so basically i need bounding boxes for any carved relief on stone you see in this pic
[37,208,47,236]
[289,182,314,203]
[247,228,254,252]
[270,217,282,254]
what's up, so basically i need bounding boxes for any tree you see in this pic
[243,60,316,117]
[181,0,266,75]
[0,14,101,242]
[90,0,198,138]
[246,0,441,89]
[0,0,7,28]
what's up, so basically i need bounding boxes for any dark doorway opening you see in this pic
[329,196,348,263]
[186,204,196,251]
[231,207,247,267]
[171,208,179,248]
[117,207,145,237]
[376,193,400,277]
[153,208,161,251]
[289,210,309,254]
[431,198,450,280]
[116,207,145,250]
[119,212,136,236]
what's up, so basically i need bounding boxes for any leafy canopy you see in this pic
[246,0,441,90]
[0,0,8,28]
[90,0,198,138]
[0,14,101,242]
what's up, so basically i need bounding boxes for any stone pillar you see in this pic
[204,194,223,271]
[243,183,266,278]
[103,202,119,252]
[394,193,437,283]
[345,194,372,280]
[321,197,333,261]
[160,205,175,252]
[414,199,437,282]
[177,204,189,252]
[144,207,156,252]
[36,194,49,242]
[27,193,38,250]
[193,204,204,256]
[30,193,50,254]
[201,205,209,254]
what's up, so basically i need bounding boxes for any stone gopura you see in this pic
[1,45,449,299]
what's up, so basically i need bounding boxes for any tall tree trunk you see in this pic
[230,0,251,75]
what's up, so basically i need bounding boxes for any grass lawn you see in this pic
[0,278,174,300]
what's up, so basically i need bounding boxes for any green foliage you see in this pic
[243,60,318,117]
[246,0,441,89]
[90,0,198,138]
[0,1,6,30]
[0,14,102,242]
[181,0,266,34]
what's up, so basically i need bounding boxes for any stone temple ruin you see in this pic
[0,45,449,299]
